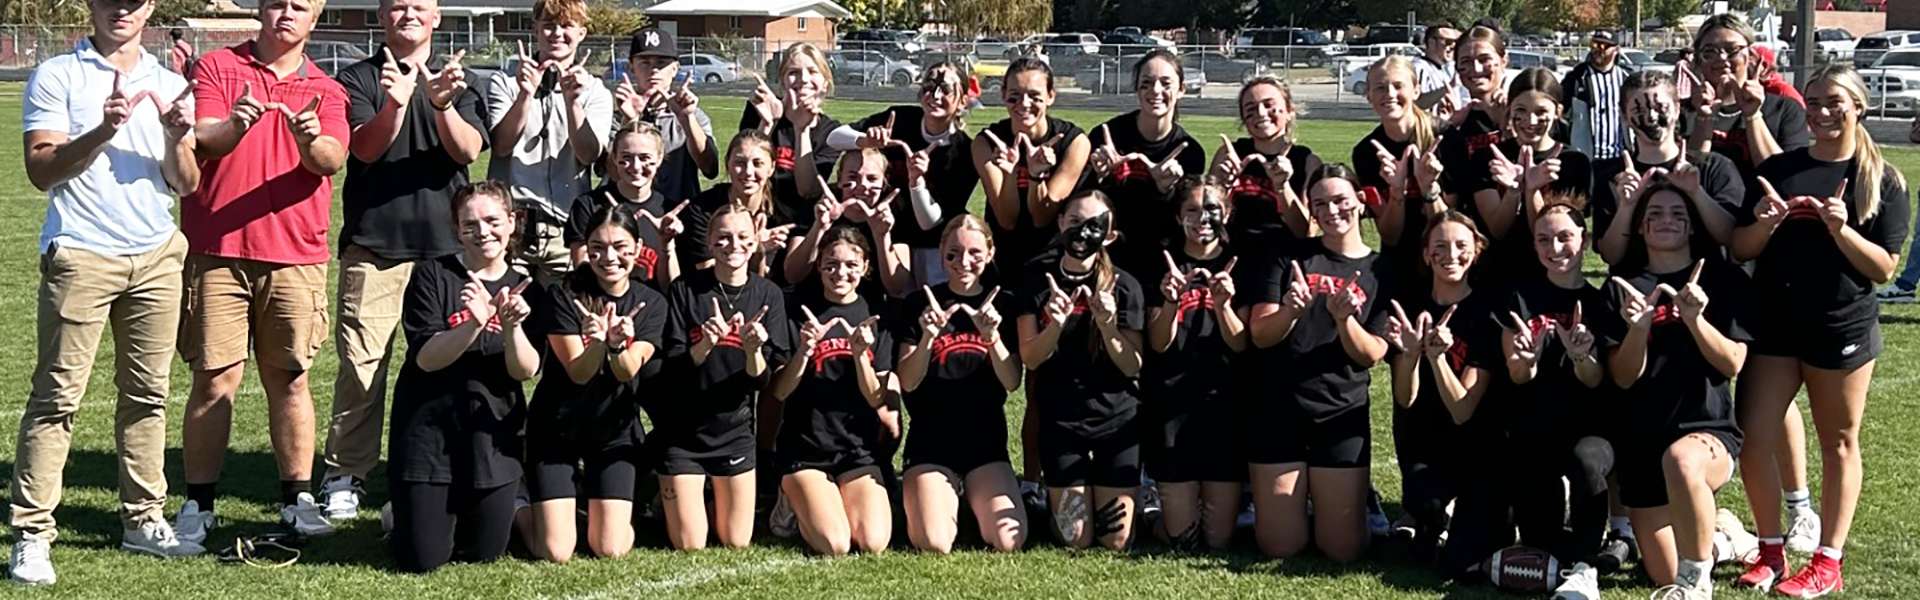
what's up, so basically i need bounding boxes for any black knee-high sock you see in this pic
[187,483,217,512]
[281,480,311,506]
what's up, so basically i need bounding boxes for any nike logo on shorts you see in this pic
[728,456,747,466]
[1842,343,1860,357]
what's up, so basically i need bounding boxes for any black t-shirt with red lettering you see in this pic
[1497,275,1621,442]
[390,255,530,488]
[1591,150,1745,274]
[660,269,791,454]
[1225,138,1322,263]
[1352,125,1432,283]
[983,117,1087,277]
[1086,111,1207,273]
[891,283,1021,463]
[527,275,667,454]
[1603,260,1751,444]
[1247,240,1394,421]
[566,184,672,285]
[1388,286,1504,465]
[775,289,896,461]
[1139,248,1242,401]
[1741,148,1911,328]
[1437,109,1501,200]
[737,109,844,235]
[1676,93,1810,182]
[1019,250,1146,439]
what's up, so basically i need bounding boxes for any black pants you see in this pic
[1399,459,1457,550]
[1442,435,1614,576]
[390,481,517,573]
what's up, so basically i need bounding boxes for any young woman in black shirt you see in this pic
[1604,179,1753,597]
[1244,165,1390,562]
[971,57,1091,279]
[679,132,794,278]
[1141,179,1246,551]
[1355,55,1447,281]
[1468,68,1594,285]
[782,148,911,297]
[1086,50,1207,274]
[768,226,896,556]
[659,203,792,550]
[1436,24,1511,215]
[827,62,979,286]
[1730,65,1910,596]
[896,215,1027,553]
[527,206,669,563]
[1017,191,1145,551]
[1208,76,1322,260]
[1594,70,1743,273]
[566,122,685,289]
[388,182,538,573]
[739,43,843,219]
[1678,14,1811,180]
[1385,211,1499,562]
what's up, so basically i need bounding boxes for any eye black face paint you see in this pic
[1628,91,1672,139]
[1062,212,1110,260]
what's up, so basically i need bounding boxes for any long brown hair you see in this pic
[727,130,775,215]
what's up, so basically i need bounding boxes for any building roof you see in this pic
[643,0,851,18]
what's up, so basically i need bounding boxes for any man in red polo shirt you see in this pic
[172,0,349,542]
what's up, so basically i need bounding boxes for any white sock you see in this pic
[1817,545,1844,560]
[1678,558,1714,591]
[1610,516,1634,538]
[1784,488,1812,511]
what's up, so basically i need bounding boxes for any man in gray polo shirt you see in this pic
[11,0,206,585]
[486,0,611,284]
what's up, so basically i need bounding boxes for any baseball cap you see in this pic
[1590,31,1618,46]
[628,28,678,59]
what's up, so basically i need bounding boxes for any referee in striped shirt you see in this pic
[1563,31,1631,162]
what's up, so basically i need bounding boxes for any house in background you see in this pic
[642,0,850,46]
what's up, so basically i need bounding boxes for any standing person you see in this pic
[1605,179,1756,599]
[1436,24,1511,229]
[173,0,350,542]
[611,27,716,205]
[386,182,538,574]
[741,43,843,232]
[1732,65,1909,597]
[828,61,979,287]
[1413,21,1461,108]
[1085,50,1207,275]
[1384,213,1500,564]
[526,207,668,563]
[1140,180,1246,551]
[1354,55,1446,281]
[769,226,897,556]
[486,0,611,284]
[894,216,1026,554]
[1593,71,1742,273]
[658,204,790,550]
[169,28,195,75]
[972,57,1091,280]
[1209,77,1321,269]
[1562,31,1632,165]
[565,122,684,289]
[1678,14,1809,182]
[1243,165,1390,563]
[9,0,206,584]
[319,0,488,523]
[1467,68,1594,284]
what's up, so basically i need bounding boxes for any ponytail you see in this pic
[1808,63,1907,219]
[1372,56,1436,152]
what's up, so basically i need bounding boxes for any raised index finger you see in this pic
[1046,273,1064,295]
[982,286,1001,307]
[1163,251,1181,277]
[1687,259,1705,286]
[1757,176,1781,200]
[801,304,821,325]
[1219,134,1239,161]
[1160,142,1189,165]
[922,285,942,311]
[1390,299,1412,325]
[1437,304,1458,328]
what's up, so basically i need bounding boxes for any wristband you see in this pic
[429,97,455,112]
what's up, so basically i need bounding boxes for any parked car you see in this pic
[971,35,1014,58]
[1004,33,1102,71]
[1074,54,1205,95]
[1619,48,1675,75]
[1328,43,1420,79]
[827,49,921,87]
[1654,48,1690,65]
[601,55,731,88]
[1353,24,1423,47]
[1815,27,1857,62]
[1864,50,1920,115]
[1507,50,1567,76]
[1233,27,1345,68]
[842,29,923,57]
[1855,30,1920,69]
[1182,51,1268,84]
[1098,30,1174,56]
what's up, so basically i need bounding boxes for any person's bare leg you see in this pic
[1738,355,1803,538]
[1805,361,1873,550]
[1632,507,1679,586]
[1309,467,1370,562]
[967,463,1027,552]
[903,466,961,553]
[841,468,892,554]
[586,499,635,558]
[1664,432,1735,588]
[661,475,709,550]
[531,498,577,562]
[1776,400,1810,503]
[1049,485,1094,549]
[1156,481,1200,545]
[257,365,315,482]
[1200,481,1242,550]
[711,470,757,549]
[785,470,851,556]
[182,364,245,485]
[1090,486,1137,551]
[1250,462,1309,558]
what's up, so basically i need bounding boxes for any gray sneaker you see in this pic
[1552,561,1601,600]
[8,536,54,586]
[320,476,362,522]
[280,492,335,537]
[172,500,216,547]
[1876,285,1917,304]
[122,519,205,557]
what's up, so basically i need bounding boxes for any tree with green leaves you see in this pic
[946,0,1051,37]
[840,0,921,30]
[584,0,647,36]
[1,0,87,26]
[150,0,203,25]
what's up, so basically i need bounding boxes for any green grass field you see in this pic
[3,85,1920,599]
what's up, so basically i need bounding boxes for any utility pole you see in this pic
[1795,0,1814,87]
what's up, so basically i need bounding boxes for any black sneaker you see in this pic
[1592,532,1635,574]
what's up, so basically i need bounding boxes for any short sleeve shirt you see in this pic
[24,38,189,256]
[185,42,350,265]
[485,64,614,220]
[337,50,489,261]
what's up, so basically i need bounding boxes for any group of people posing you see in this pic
[8,0,1909,599]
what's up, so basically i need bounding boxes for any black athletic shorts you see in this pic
[658,441,756,477]
[904,441,1009,480]
[530,447,640,502]
[1750,316,1881,371]
[780,448,881,478]
[1242,405,1371,469]
[1146,400,1241,483]
[1038,421,1142,488]
[1617,428,1743,509]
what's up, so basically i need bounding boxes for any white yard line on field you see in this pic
[551,556,811,600]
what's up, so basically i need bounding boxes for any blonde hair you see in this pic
[727,130,775,215]
[836,147,890,182]
[778,43,836,97]
[1369,56,1437,152]
[1807,64,1906,220]
[532,0,586,26]
[941,213,996,252]
[1237,76,1305,141]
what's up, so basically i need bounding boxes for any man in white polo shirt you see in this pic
[8,0,205,586]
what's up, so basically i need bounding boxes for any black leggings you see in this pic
[1399,459,1457,545]
[1441,435,1614,576]
[390,481,517,573]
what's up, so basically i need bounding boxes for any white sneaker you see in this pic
[1785,506,1820,554]
[173,500,216,547]
[1714,508,1758,564]
[8,536,54,586]
[280,492,335,537]
[768,492,798,539]
[1552,562,1601,600]
[1650,583,1711,599]
[379,501,394,535]
[121,519,205,557]
[319,476,362,522]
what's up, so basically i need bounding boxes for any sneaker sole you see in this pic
[9,575,54,586]
[120,542,202,558]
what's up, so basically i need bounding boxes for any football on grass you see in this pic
[1485,545,1560,592]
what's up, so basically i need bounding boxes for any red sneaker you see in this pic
[1736,542,1788,592]
[1775,553,1844,598]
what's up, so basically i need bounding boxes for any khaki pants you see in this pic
[518,220,572,287]
[10,234,187,540]
[321,245,414,481]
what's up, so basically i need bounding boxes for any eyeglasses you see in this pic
[1696,44,1748,61]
